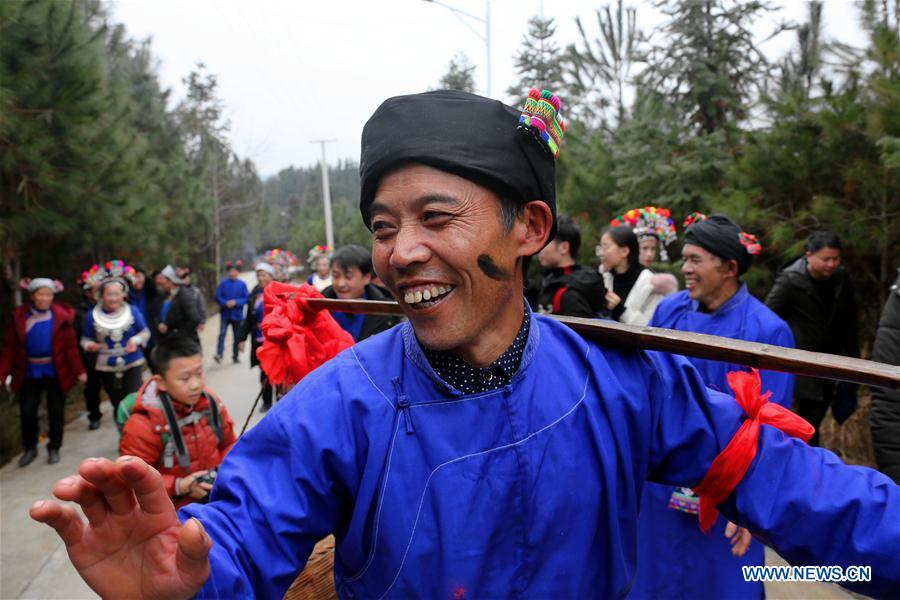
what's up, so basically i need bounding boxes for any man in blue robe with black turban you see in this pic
[30,90,900,599]
[633,213,796,599]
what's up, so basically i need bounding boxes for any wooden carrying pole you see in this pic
[304,297,900,390]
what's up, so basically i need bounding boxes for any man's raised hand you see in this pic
[29,456,211,600]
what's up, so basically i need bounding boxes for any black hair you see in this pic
[554,215,581,258]
[806,230,842,254]
[151,335,202,375]
[498,196,525,232]
[331,245,373,276]
[605,225,641,270]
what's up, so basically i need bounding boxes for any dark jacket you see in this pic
[322,283,400,341]
[185,284,207,323]
[0,302,85,393]
[871,268,900,484]
[239,284,265,367]
[164,287,205,342]
[74,296,99,364]
[146,289,165,348]
[536,264,607,319]
[765,256,859,399]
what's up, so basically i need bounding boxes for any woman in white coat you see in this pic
[599,225,671,325]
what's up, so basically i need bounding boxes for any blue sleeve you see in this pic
[645,351,900,597]
[644,351,745,487]
[214,281,227,307]
[647,295,675,329]
[719,429,900,598]
[180,360,364,599]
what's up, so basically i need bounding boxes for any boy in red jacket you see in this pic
[0,278,86,466]
[118,336,236,507]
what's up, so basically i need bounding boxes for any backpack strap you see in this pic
[159,392,191,470]
[202,390,224,443]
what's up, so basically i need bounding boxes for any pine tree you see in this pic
[0,0,259,309]
[507,15,564,109]
[639,0,786,136]
[775,1,824,109]
[564,0,640,129]
[435,53,477,93]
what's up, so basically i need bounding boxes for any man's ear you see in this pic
[558,240,570,257]
[517,201,553,258]
[725,259,740,279]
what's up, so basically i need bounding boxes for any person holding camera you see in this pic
[117,335,236,507]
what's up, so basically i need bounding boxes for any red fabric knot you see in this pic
[257,282,354,388]
[692,369,815,532]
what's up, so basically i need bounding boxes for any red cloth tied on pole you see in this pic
[692,369,815,533]
[256,282,354,388]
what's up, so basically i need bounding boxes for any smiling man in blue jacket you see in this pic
[31,90,900,600]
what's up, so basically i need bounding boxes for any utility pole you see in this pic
[310,139,336,250]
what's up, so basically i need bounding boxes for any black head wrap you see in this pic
[359,90,558,238]
[684,214,755,275]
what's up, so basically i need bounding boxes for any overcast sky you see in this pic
[109,0,867,177]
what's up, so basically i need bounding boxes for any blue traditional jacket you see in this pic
[182,309,899,599]
[632,284,796,599]
[24,308,56,379]
[81,304,149,372]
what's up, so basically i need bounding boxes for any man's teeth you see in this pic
[404,285,452,305]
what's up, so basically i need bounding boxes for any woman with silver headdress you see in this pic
[80,261,150,424]
[599,207,680,326]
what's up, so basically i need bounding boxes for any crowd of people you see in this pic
[12,88,900,598]
[0,243,402,474]
[1,261,207,466]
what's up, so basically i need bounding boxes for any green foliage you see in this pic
[640,0,784,136]
[564,0,639,128]
[726,0,900,327]
[255,160,368,265]
[0,0,259,310]
[507,15,565,108]
[545,0,900,342]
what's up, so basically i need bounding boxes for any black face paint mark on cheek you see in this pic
[477,254,509,281]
